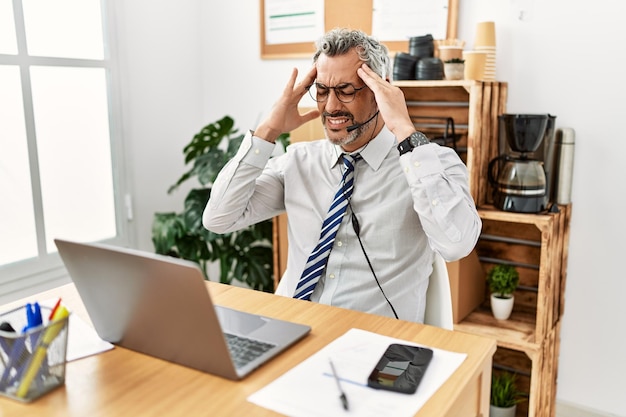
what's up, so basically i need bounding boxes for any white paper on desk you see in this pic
[248,328,466,417]
[42,299,114,361]
[64,314,114,361]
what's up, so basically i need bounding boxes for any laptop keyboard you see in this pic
[224,333,276,369]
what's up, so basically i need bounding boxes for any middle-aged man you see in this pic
[203,28,481,323]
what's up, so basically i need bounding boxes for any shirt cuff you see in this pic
[236,130,276,168]
[398,143,445,180]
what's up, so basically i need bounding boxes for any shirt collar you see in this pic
[329,126,396,171]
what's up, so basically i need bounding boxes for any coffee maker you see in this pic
[488,114,557,213]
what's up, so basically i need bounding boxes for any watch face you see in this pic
[409,132,428,147]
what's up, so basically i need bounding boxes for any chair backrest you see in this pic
[423,253,454,330]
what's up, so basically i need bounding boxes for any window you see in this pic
[0,0,128,300]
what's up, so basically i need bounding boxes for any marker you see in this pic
[22,302,43,333]
[48,298,62,320]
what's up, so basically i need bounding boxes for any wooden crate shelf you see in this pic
[461,205,572,344]
[491,321,562,417]
[390,82,569,417]
[455,205,571,348]
[455,308,538,353]
[453,205,571,417]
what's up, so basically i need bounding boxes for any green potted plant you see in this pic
[486,264,519,320]
[490,371,525,417]
[151,115,289,292]
[443,58,465,80]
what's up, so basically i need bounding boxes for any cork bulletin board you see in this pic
[260,0,458,59]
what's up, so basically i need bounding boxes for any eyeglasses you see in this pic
[307,82,367,103]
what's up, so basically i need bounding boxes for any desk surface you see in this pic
[0,282,496,417]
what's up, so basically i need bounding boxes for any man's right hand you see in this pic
[254,67,321,143]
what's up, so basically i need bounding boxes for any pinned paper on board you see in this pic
[264,0,324,45]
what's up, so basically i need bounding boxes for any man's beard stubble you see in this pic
[322,111,361,147]
[325,128,360,147]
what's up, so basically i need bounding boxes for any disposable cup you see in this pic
[438,46,464,62]
[474,21,496,47]
[463,50,488,80]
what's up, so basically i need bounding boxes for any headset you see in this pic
[346,110,379,133]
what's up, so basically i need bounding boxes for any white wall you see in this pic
[457,2,626,415]
[117,1,626,415]
[113,0,206,250]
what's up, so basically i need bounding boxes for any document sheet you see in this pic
[248,328,466,417]
[64,313,114,361]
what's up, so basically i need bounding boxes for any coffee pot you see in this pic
[488,114,555,213]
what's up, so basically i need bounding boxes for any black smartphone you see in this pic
[367,343,434,394]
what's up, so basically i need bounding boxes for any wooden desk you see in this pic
[0,282,496,417]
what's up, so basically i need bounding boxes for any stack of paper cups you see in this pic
[474,21,496,81]
[463,50,488,80]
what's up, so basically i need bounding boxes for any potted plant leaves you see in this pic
[151,115,289,292]
[490,371,525,417]
[486,264,519,320]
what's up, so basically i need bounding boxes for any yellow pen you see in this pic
[15,305,69,398]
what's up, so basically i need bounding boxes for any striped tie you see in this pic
[294,154,360,300]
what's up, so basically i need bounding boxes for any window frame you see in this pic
[0,0,131,303]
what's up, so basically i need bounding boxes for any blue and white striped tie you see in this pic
[294,154,360,300]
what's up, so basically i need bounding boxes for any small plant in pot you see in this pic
[490,371,525,417]
[443,58,465,80]
[486,264,519,320]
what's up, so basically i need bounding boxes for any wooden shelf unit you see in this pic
[455,205,571,417]
[456,205,572,350]
[395,81,571,417]
[490,322,562,417]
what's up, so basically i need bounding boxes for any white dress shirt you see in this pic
[203,126,481,322]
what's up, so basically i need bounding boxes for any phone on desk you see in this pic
[367,343,434,394]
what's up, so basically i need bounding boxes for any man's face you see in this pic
[314,50,379,152]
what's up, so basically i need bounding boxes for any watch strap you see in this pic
[397,131,429,155]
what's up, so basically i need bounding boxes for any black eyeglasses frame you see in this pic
[306,82,367,103]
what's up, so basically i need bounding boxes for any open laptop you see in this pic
[54,238,311,380]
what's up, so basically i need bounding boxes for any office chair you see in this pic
[423,253,454,330]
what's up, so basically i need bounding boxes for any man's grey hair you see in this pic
[313,28,391,79]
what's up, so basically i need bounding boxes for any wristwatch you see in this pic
[397,131,430,156]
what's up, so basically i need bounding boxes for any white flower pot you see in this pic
[490,293,514,320]
[443,62,464,80]
[490,404,516,417]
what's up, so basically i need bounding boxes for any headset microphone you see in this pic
[346,110,380,132]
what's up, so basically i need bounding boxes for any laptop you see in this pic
[54,238,311,380]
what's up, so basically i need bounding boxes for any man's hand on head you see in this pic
[357,64,415,142]
[255,67,321,143]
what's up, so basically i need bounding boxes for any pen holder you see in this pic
[0,305,69,402]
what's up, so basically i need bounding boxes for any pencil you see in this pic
[329,358,349,411]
